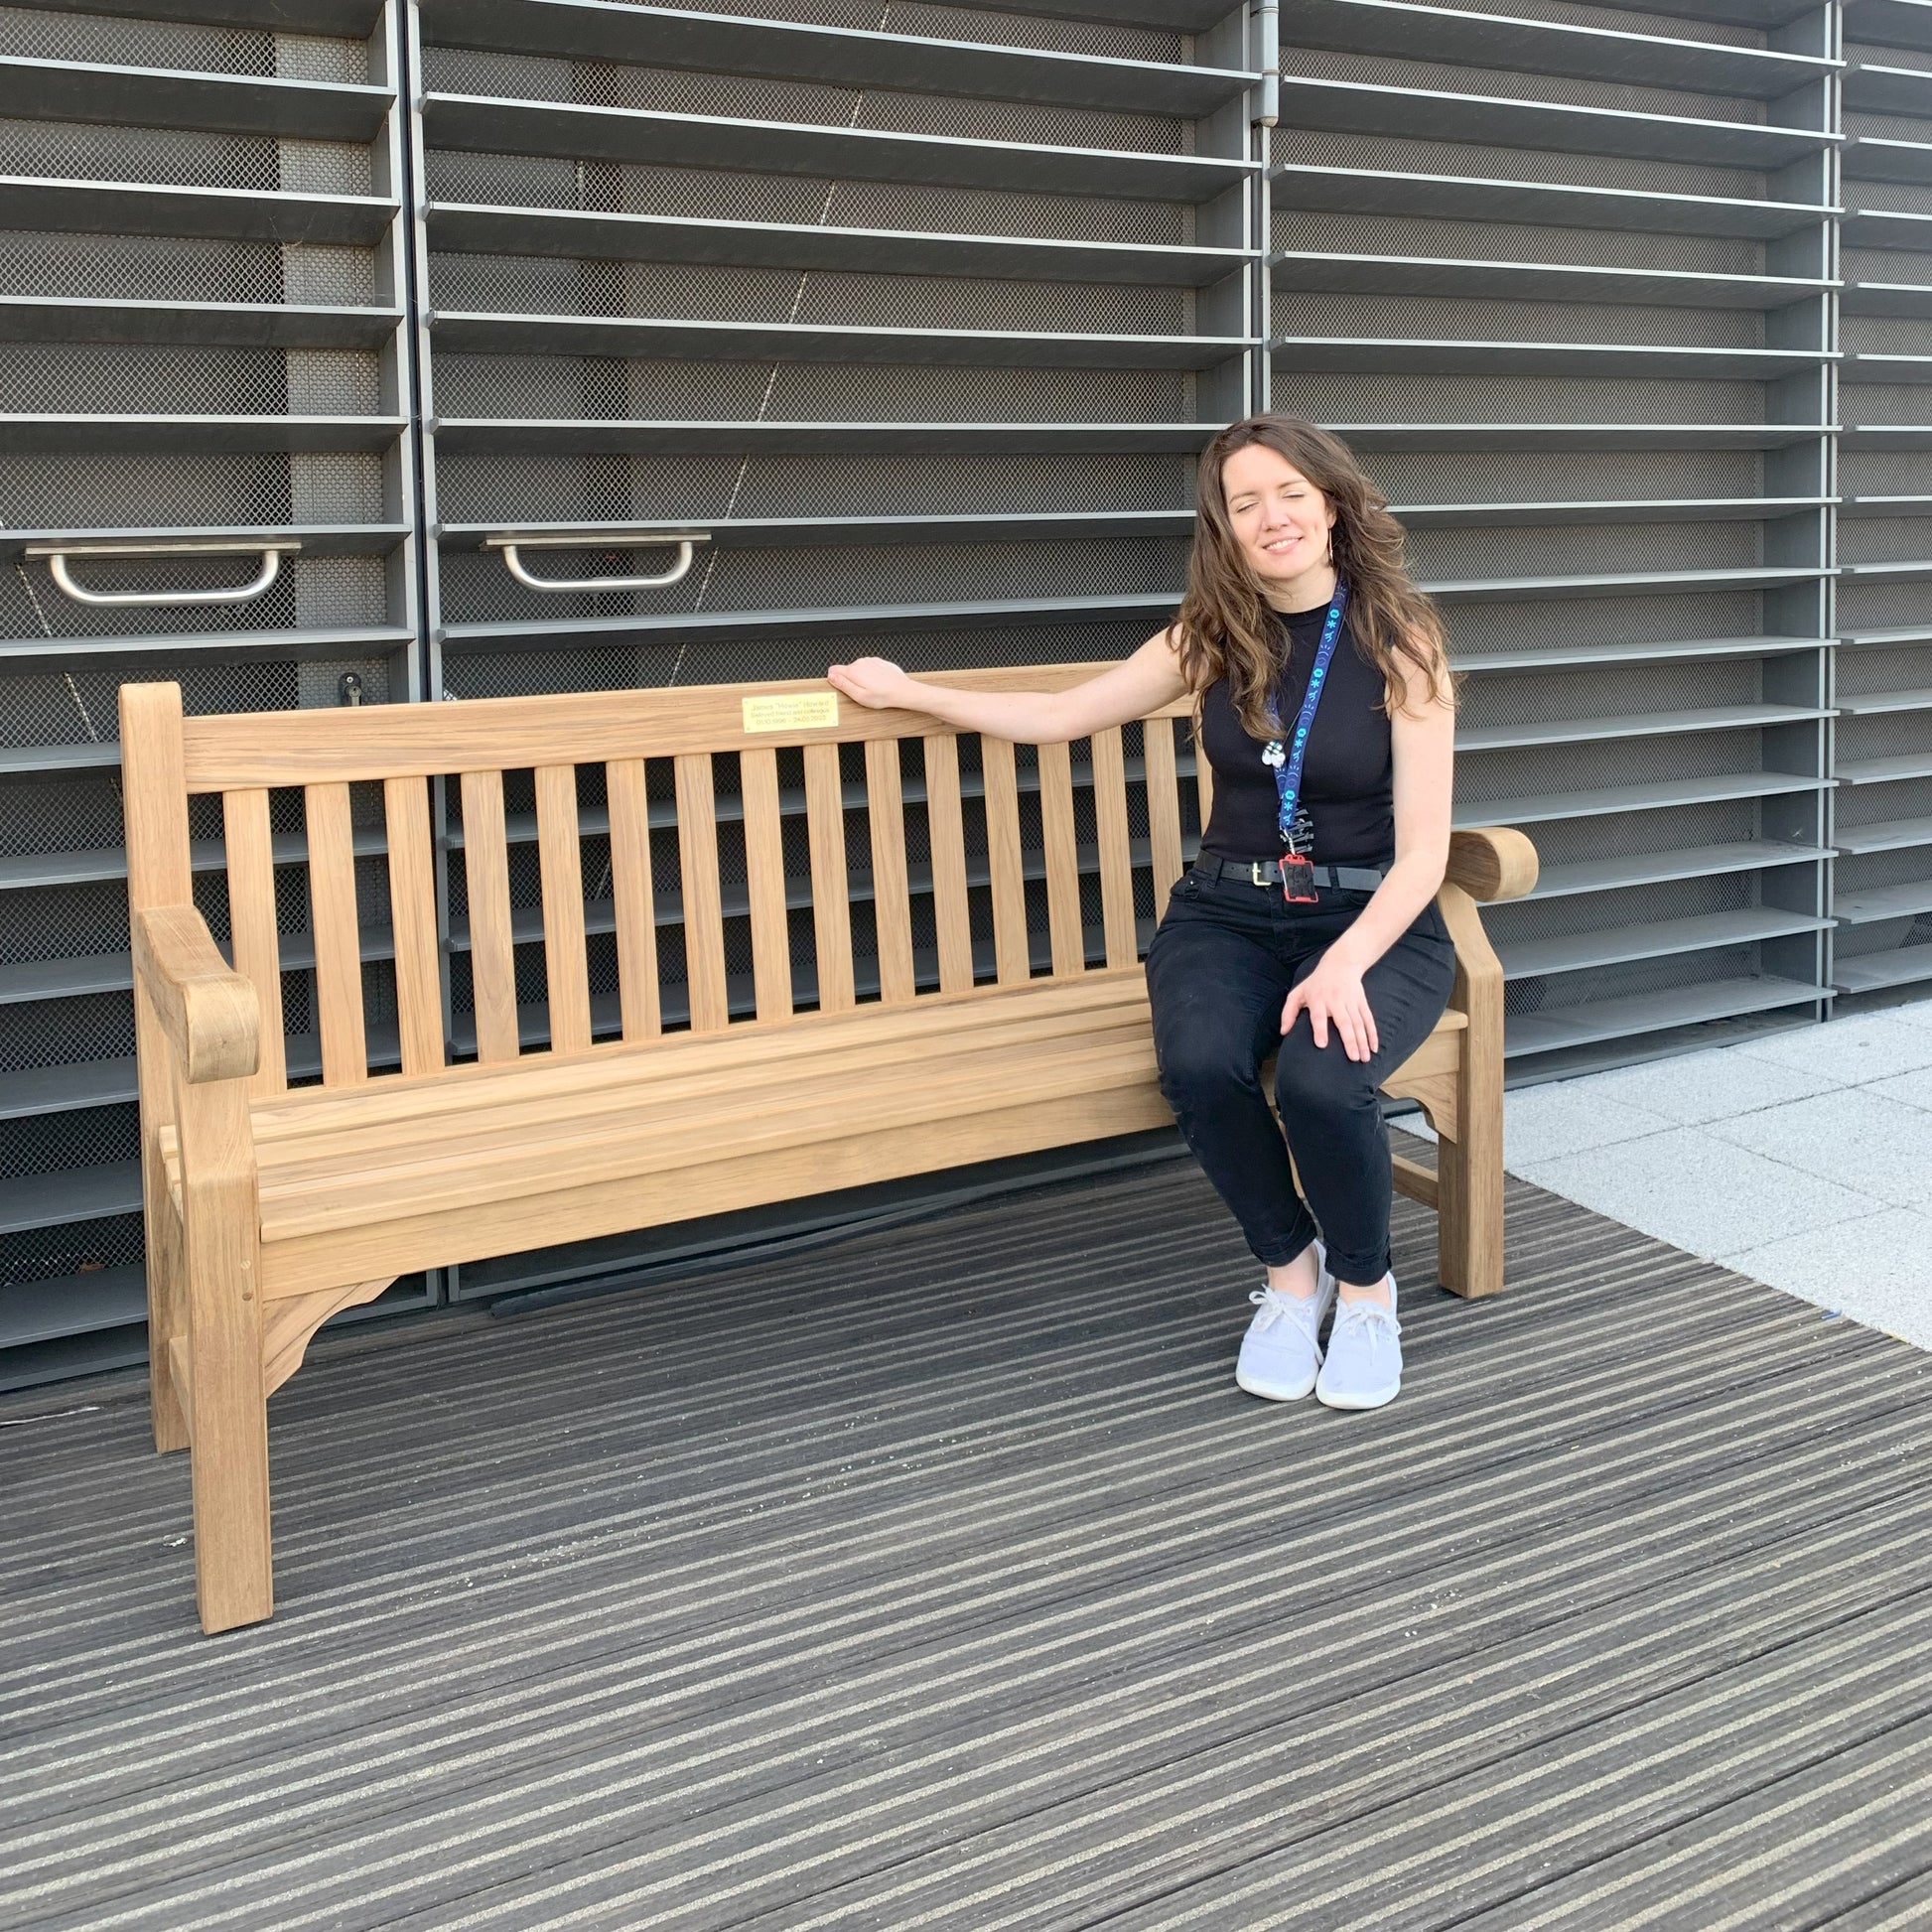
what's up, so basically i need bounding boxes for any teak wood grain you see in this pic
[119,670,1533,1637]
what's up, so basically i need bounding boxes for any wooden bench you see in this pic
[120,670,1537,1633]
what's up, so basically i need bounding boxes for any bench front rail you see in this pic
[119,670,1535,1631]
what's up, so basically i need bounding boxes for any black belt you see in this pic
[1192,856,1389,892]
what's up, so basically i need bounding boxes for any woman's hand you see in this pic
[1282,952,1380,1062]
[827,657,916,711]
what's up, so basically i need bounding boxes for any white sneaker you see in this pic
[1235,1244,1336,1402]
[1314,1276,1402,1411]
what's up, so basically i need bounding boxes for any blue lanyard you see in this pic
[1264,582,1348,847]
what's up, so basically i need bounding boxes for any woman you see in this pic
[828,415,1456,1413]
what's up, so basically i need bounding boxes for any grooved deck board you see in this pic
[0,1169,1926,1930]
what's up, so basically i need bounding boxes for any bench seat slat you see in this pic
[250,1002,1167,1173]
[244,968,1163,1136]
[252,1028,1166,1246]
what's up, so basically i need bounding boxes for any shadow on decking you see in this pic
[3,1162,1930,1930]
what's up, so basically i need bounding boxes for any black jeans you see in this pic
[1145,864,1457,1286]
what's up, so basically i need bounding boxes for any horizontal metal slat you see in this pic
[1270,163,1831,240]
[1427,566,1830,601]
[1269,337,1832,378]
[0,296,403,350]
[426,204,1248,288]
[1840,624,1932,648]
[436,592,1176,651]
[0,626,414,672]
[1836,879,1932,922]
[0,1059,137,1121]
[1838,753,1932,783]
[1853,0,1932,53]
[1453,770,1827,828]
[1844,135,1932,185]
[1401,499,1826,528]
[428,310,1251,369]
[415,0,1255,116]
[1844,58,1932,115]
[0,176,398,247]
[422,94,1256,204]
[1453,634,1823,672]
[1506,975,1828,1056]
[1834,814,1932,853]
[1843,351,1932,379]
[1500,907,1830,978]
[1834,946,1932,991]
[1841,207,1932,250]
[0,415,407,454]
[0,524,406,563]
[18,0,383,29]
[431,418,1225,456]
[0,1162,139,1236]
[1269,251,1832,309]
[436,511,1196,548]
[1270,73,1833,169]
[0,56,392,143]
[1841,497,1932,516]
[1838,688,1932,714]
[1528,840,1827,898]
[0,742,120,779]
[0,1265,146,1349]
[1311,422,1835,451]
[1458,702,1828,752]
[1841,282,1932,316]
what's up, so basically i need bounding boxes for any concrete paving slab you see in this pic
[1731,1013,1932,1086]
[1499,1084,1677,1168]
[1722,1207,1932,1350]
[1871,1065,1932,1114]
[1568,1043,1841,1128]
[1512,1126,1884,1261]
[1704,1087,1932,1213]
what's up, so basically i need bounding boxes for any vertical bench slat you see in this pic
[979,736,1030,986]
[865,739,916,1006]
[1145,714,1184,897]
[534,763,592,1055]
[1036,739,1082,977]
[459,768,520,1064]
[674,753,731,1034]
[606,758,661,1043]
[739,746,794,1024]
[1090,728,1138,970]
[382,775,445,1078]
[221,787,286,1097]
[303,781,366,1085]
[1192,720,1214,830]
[922,734,974,996]
[804,742,855,1014]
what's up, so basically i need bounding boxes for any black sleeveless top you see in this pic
[1198,604,1395,867]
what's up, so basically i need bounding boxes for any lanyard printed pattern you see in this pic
[1261,582,1349,852]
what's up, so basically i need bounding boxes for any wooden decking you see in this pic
[4,1160,1929,1929]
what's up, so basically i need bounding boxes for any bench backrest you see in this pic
[121,671,1200,1097]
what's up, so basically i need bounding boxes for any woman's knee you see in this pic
[1154,1007,1260,1110]
[1273,1030,1380,1118]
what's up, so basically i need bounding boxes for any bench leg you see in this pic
[144,1171,191,1454]
[179,1090,273,1634]
[1437,1041,1505,1300]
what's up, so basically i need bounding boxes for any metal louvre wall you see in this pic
[0,0,1924,1383]
[1268,0,1845,1072]
[0,0,429,1387]
[1837,0,1932,996]
[401,0,1267,1302]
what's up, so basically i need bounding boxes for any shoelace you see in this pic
[1327,1298,1402,1348]
[1247,1286,1324,1338]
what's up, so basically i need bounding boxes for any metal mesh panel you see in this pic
[0,6,274,72]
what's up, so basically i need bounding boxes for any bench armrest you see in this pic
[1446,827,1538,904]
[133,904,260,1085]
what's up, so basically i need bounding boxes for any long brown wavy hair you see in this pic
[1174,415,1452,737]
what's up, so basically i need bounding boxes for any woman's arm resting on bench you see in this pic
[828,627,1191,745]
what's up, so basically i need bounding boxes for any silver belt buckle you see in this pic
[1249,860,1271,887]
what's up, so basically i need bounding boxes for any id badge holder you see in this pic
[1281,853,1318,903]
